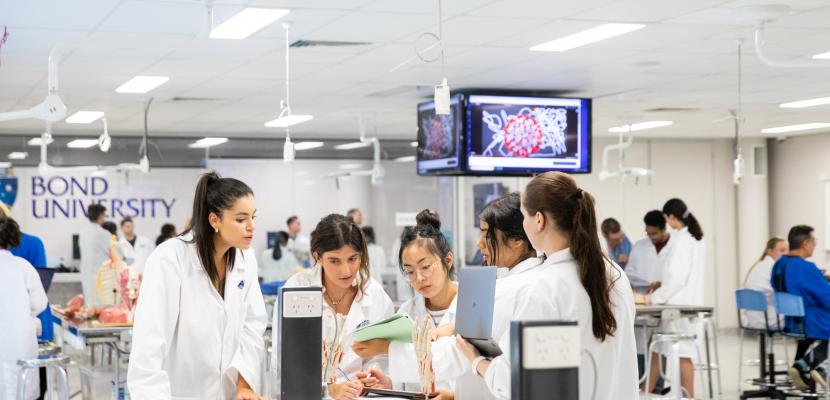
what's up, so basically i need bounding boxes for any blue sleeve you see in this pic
[622,235,632,255]
[804,265,830,309]
[32,236,47,268]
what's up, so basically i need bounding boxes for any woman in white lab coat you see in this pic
[128,172,267,400]
[642,197,706,397]
[0,216,48,400]
[743,237,788,328]
[457,171,639,400]
[271,214,394,400]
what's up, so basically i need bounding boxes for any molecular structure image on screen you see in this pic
[421,115,453,158]
[481,107,568,158]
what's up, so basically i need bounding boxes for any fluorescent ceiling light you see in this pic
[188,137,229,148]
[334,142,372,150]
[264,114,313,128]
[28,137,54,146]
[210,8,290,40]
[67,139,99,149]
[608,120,673,133]
[813,51,830,59]
[8,152,28,160]
[530,23,646,52]
[116,75,169,94]
[761,123,830,134]
[294,141,324,151]
[339,163,362,170]
[394,155,416,162]
[780,96,830,109]
[0,162,11,168]
[410,141,418,147]
[65,110,104,124]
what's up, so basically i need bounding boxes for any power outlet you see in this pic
[522,325,581,369]
[283,290,322,318]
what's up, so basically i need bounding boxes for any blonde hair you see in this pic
[0,202,10,218]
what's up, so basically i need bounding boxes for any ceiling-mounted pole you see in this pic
[282,22,295,163]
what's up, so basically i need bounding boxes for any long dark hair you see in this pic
[183,172,253,287]
[156,223,177,246]
[272,231,290,261]
[310,214,370,296]
[480,192,534,267]
[663,198,703,241]
[0,215,22,249]
[524,171,617,341]
[398,209,454,279]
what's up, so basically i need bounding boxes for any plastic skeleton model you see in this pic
[95,237,126,305]
[322,309,348,384]
[481,107,569,158]
[120,266,142,312]
[421,115,453,158]
[413,315,435,395]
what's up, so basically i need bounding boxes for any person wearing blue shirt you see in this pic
[601,217,632,269]
[770,225,830,389]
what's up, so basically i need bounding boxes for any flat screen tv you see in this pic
[417,94,465,176]
[465,94,591,175]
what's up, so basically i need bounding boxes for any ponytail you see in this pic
[662,198,703,241]
[272,231,290,261]
[524,172,617,341]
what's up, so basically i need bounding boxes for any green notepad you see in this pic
[352,314,414,342]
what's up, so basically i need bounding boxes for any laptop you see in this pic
[455,266,502,358]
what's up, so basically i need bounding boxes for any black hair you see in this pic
[286,215,298,226]
[87,204,106,222]
[662,198,703,241]
[524,172,616,341]
[643,210,666,230]
[120,217,134,227]
[156,223,177,246]
[398,209,454,279]
[183,171,254,290]
[788,225,814,250]
[479,192,534,267]
[102,221,117,235]
[272,231,290,261]
[361,226,376,245]
[600,218,621,236]
[0,215,22,249]
[311,214,370,295]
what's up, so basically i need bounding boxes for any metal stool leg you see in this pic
[739,328,745,394]
[55,364,69,400]
[16,367,31,400]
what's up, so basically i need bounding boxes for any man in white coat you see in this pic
[78,204,112,304]
[285,215,311,267]
[118,217,154,272]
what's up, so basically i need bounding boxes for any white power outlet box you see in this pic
[522,325,581,369]
[283,290,323,318]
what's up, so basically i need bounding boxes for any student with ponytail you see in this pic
[456,171,638,400]
[129,172,268,399]
[640,197,707,397]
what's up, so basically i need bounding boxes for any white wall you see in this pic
[769,133,830,268]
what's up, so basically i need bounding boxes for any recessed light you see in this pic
[67,139,99,149]
[410,141,418,147]
[0,162,11,168]
[65,111,105,124]
[294,141,324,151]
[608,121,673,133]
[780,96,830,109]
[394,155,416,162]
[530,23,646,52]
[210,8,290,40]
[761,123,830,134]
[334,142,371,150]
[116,76,170,94]
[338,163,362,170]
[264,114,313,128]
[812,51,830,59]
[188,137,229,148]
[8,152,28,160]
[28,137,54,146]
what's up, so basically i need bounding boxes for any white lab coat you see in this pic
[127,235,267,400]
[119,235,154,272]
[483,249,639,400]
[258,247,298,283]
[79,222,113,303]
[286,234,311,265]
[270,266,394,397]
[626,235,673,289]
[743,255,780,329]
[650,227,706,359]
[367,243,388,284]
[388,283,468,392]
[0,250,48,400]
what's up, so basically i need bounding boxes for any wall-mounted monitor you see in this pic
[465,95,591,175]
[417,94,465,176]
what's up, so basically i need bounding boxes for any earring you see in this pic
[214,227,219,233]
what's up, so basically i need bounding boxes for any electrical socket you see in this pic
[283,290,322,318]
[522,325,581,369]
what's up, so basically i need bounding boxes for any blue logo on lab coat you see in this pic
[0,177,18,207]
[238,280,245,289]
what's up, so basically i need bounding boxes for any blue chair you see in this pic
[774,292,807,338]
[737,289,788,399]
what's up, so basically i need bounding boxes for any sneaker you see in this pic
[789,366,811,390]
[811,369,827,390]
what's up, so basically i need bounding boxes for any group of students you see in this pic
[124,170,645,400]
[742,224,830,390]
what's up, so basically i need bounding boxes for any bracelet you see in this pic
[471,356,487,377]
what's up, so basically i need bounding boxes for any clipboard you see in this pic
[361,388,428,399]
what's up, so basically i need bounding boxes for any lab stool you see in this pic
[644,332,709,400]
[16,355,70,400]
